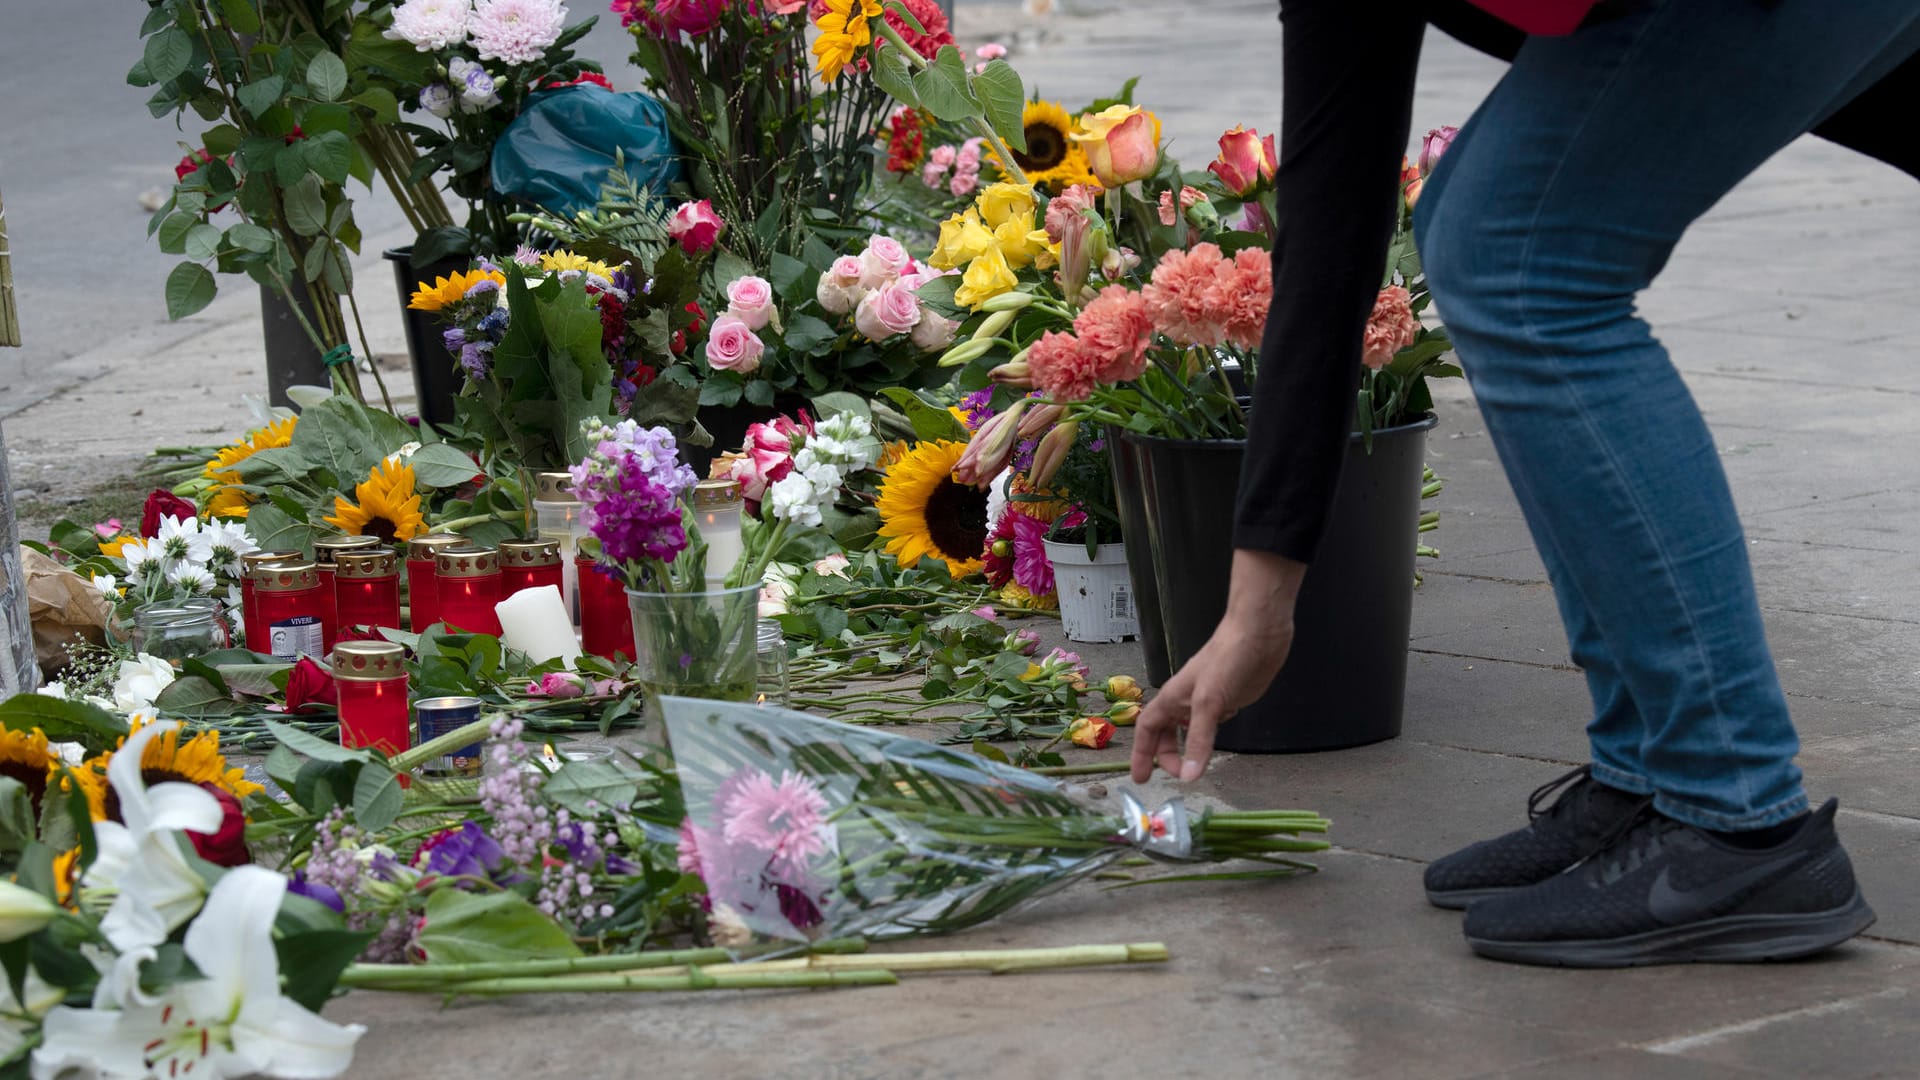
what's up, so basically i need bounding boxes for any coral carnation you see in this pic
[1209,248,1273,352]
[1072,286,1154,384]
[1141,242,1228,348]
[1026,330,1100,403]
[1362,285,1420,370]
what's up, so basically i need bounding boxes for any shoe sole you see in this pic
[1427,886,1518,910]
[1466,890,1877,968]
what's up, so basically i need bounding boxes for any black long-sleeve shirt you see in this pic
[1233,0,1920,563]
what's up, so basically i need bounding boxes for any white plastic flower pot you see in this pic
[1043,540,1138,644]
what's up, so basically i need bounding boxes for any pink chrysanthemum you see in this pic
[469,0,565,64]
[385,0,471,50]
[720,768,833,873]
[1027,330,1100,403]
[1072,285,1154,385]
[1142,242,1229,348]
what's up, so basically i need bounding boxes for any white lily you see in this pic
[89,723,223,949]
[0,881,59,942]
[110,656,176,714]
[1,968,64,1064]
[34,866,366,1080]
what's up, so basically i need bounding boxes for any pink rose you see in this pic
[910,310,960,350]
[668,199,724,254]
[725,275,775,331]
[815,256,867,315]
[744,420,797,455]
[527,672,587,698]
[1418,125,1459,176]
[853,281,923,340]
[705,313,764,373]
[730,447,792,502]
[858,236,913,289]
[1208,125,1274,197]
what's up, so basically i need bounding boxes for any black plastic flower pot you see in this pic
[384,245,469,427]
[258,280,329,409]
[1109,430,1172,685]
[1115,413,1436,753]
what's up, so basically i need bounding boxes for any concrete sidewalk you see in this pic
[10,1,1920,1076]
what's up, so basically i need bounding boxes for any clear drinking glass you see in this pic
[624,582,762,713]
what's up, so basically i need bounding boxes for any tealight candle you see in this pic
[692,479,744,587]
[495,585,581,665]
[405,534,466,632]
[434,546,503,636]
[252,561,327,661]
[332,640,410,757]
[239,549,301,653]
[498,538,565,598]
[313,534,381,651]
[334,548,401,635]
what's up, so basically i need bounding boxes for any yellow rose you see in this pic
[992,210,1052,270]
[954,247,1019,309]
[930,209,996,270]
[976,182,1037,229]
[1073,104,1161,188]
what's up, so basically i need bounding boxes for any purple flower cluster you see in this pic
[569,421,698,567]
[446,307,509,381]
[413,820,515,883]
[960,388,996,431]
[298,810,422,962]
[477,715,554,867]
[535,808,622,925]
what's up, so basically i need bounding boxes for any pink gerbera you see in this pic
[719,768,833,872]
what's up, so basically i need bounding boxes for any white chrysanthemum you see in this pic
[385,0,471,51]
[202,519,256,573]
[468,0,566,65]
[154,515,210,565]
[119,539,171,586]
[766,474,824,528]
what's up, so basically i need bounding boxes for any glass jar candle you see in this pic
[692,479,744,587]
[239,549,301,653]
[576,554,633,662]
[132,599,227,663]
[435,546,503,635]
[405,533,466,633]
[253,561,327,661]
[497,538,564,597]
[313,535,381,651]
[755,619,790,706]
[334,548,401,634]
[332,640,410,756]
[531,471,585,619]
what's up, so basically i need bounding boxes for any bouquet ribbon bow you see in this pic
[1119,792,1194,859]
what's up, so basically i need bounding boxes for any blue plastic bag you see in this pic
[489,86,683,215]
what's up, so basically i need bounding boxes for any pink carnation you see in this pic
[1027,330,1100,403]
[1141,242,1228,348]
[949,166,980,198]
[1362,285,1420,370]
[1206,248,1272,352]
[1045,184,1099,243]
[1072,285,1154,384]
[719,768,833,874]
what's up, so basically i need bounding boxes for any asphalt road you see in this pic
[0,0,641,416]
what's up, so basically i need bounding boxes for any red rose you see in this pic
[141,489,200,538]
[284,656,338,712]
[283,125,305,145]
[175,149,214,182]
[189,784,253,868]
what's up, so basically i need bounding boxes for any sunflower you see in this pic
[52,847,80,907]
[812,0,882,81]
[408,268,507,312]
[0,729,59,815]
[71,720,262,823]
[538,251,619,280]
[876,440,988,577]
[325,459,426,543]
[203,415,299,519]
[97,535,137,559]
[988,100,1101,193]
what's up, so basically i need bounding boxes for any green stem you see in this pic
[371,968,899,996]
[1028,762,1131,777]
[871,22,1027,186]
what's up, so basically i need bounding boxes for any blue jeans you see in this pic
[1415,0,1920,830]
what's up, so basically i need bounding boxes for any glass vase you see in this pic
[131,599,229,662]
[624,583,762,712]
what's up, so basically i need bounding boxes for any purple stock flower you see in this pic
[459,342,493,380]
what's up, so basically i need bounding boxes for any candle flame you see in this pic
[756,694,767,706]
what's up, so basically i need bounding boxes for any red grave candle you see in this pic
[252,561,328,661]
[239,549,301,653]
[313,535,381,652]
[577,554,633,662]
[498,538,564,598]
[406,533,465,632]
[334,548,402,634]
[435,546,504,635]
[332,640,411,760]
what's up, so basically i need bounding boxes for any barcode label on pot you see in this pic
[1109,584,1134,621]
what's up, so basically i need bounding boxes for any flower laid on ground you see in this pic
[469,0,567,64]
[110,653,176,714]
[325,458,428,542]
[986,100,1099,194]
[140,489,197,539]
[1362,285,1420,370]
[1066,715,1116,749]
[203,415,297,519]
[719,768,835,874]
[283,656,339,713]
[0,729,59,817]
[408,267,507,311]
[877,440,987,577]
[70,718,263,823]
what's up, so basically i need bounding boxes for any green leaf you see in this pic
[202,123,243,156]
[156,212,197,256]
[768,252,812,304]
[878,387,969,442]
[164,262,217,320]
[540,760,640,818]
[276,929,374,1012]
[810,391,870,422]
[351,767,403,831]
[236,74,286,118]
[218,0,262,34]
[287,393,418,484]
[0,779,35,855]
[911,46,980,123]
[269,720,374,765]
[352,87,400,124]
[226,222,275,254]
[417,890,583,964]
[184,222,224,261]
[403,443,481,488]
[870,45,920,109]
[305,52,348,102]
[241,503,317,557]
[342,19,439,84]
[780,313,836,354]
[301,130,353,184]
[973,60,1027,154]
[282,175,327,237]
[743,378,775,407]
[266,743,303,792]
[0,695,129,746]
[143,28,193,83]
[152,675,238,718]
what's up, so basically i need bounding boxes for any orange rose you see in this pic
[1074,106,1160,188]
[1068,716,1116,749]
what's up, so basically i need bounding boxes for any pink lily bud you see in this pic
[1017,402,1065,440]
[989,359,1034,389]
[1028,420,1079,488]
[953,399,1029,487]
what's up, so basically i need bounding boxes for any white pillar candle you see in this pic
[495,585,582,665]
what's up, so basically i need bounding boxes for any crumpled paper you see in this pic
[22,547,111,676]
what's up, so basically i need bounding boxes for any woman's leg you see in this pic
[1415,0,1920,831]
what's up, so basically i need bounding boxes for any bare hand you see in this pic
[1130,550,1305,784]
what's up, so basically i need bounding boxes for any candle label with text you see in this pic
[269,617,325,661]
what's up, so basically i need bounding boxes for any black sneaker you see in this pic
[1424,765,1652,909]
[1462,798,1876,967]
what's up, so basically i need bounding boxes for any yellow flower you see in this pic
[999,582,1057,611]
[0,729,58,816]
[1104,674,1144,702]
[52,847,80,907]
[929,209,998,270]
[877,440,987,577]
[1109,702,1141,726]
[203,415,299,519]
[538,251,619,280]
[812,0,882,81]
[986,101,1100,193]
[954,247,1019,310]
[70,719,263,824]
[325,459,426,543]
[976,182,1037,229]
[97,535,137,559]
[408,268,506,312]
[992,209,1051,270]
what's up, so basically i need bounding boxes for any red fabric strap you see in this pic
[1463,0,1601,35]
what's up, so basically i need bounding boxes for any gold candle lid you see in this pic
[531,471,578,502]
[692,478,743,509]
[335,549,399,579]
[331,640,407,681]
[241,549,303,572]
[253,561,319,592]
[312,534,383,566]
[434,546,499,577]
[497,538,561,568]
[407,533,467,560]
